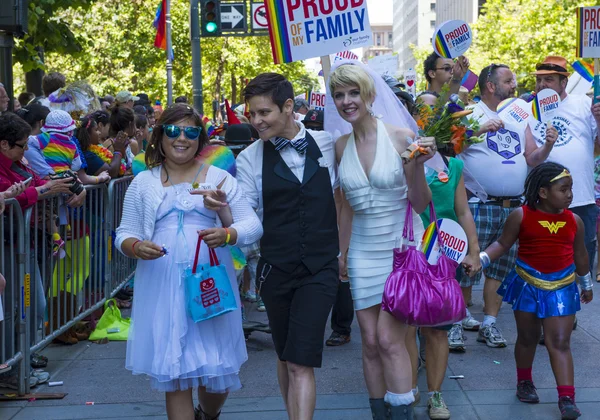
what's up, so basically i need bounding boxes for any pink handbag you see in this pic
[382,202,466,327]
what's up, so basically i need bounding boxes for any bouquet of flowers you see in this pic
[415,91,482,155]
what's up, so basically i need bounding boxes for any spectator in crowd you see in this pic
[293,98,309,115]
[16,103,54,179]
[134,113,150,152]
[42,72,67,98]
[75,114,121,179]
[423,51,469,97]
[18,92,35,108]
[0,83,8,114]
[145,106,156,129]
[134,93,150,107]
[133,105,148,116]
[114,91,139,109]
[104,105,137,164]
[91,110,111,143]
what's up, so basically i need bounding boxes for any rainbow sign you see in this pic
[432,20,472,59]
[420,219,468,265]
[533,88,561,123]
[264,0,373,64]
[571,59,594,82]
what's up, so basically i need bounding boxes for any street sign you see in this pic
[221,3,246,31]
[252,3,268,30]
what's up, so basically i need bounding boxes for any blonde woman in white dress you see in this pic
[327,62,435,420]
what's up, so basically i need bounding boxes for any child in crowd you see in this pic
[134,113,150,152]
[476,162,592,420]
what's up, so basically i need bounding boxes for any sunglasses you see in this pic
[436,66,453,73]
[162,124,202,140]
[13,142,27,149]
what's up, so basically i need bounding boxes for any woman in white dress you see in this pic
[328,62,435,420]
[116,104,263,420]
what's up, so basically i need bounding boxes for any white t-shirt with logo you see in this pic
[458,101,529,199]
[530,94,598,207]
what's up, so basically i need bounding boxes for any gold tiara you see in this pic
[550,169,571,183]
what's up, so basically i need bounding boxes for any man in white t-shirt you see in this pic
[526,56,600,274]
[455,64,558,351]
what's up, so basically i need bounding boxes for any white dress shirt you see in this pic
[236,121,339,221]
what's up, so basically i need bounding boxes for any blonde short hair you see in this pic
[329,64,376,106]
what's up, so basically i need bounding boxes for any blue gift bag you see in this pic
[184,235,237,323]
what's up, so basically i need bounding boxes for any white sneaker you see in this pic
[462,315,481,331]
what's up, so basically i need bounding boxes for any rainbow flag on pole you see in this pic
[264,0,293,64]
[153,0,166,50]
[571,60,594,83]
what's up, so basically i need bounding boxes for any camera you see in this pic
[49,170,84,196]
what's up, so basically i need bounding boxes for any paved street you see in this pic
[2,282,600,420]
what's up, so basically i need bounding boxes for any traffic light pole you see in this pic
[0,32,14,112]
[190,0,204,114]
[166,0,173,106]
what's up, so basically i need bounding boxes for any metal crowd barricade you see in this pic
[0,199,27,395]
[106,176,136,298]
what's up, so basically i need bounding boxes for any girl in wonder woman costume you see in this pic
[473,162,593,420]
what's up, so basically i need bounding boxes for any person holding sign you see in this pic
[236,73,340,420]
[475,163,592,420]
[330,61,434,420]
[526,56,600,276]
[455,64,557,349]
[423,52,470,97]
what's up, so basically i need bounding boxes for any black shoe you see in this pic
[516,380,539,403]
[558,396,581,419]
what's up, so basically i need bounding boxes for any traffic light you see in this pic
[201,0,221,37]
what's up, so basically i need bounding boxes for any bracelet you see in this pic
[224,228,231,245]
[480,251,491,269]
[113,151,122,157]
[94,176,98,184]
[577,272,593,291]
[131,240,141,259]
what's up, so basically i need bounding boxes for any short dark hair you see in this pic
[424,52,440,83]
[244,73,294,112]
[174,96,188,104]
[0,113,32,146]
[18,92,35,107]
[133,105,148,116]
[135,113,148,129]
[109,106,135,137]
[42,72,66,97]
[478,64,510,94]
[16,103,50,127]
[90,110,110,126]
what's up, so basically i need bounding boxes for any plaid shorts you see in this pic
[456,202,518,287]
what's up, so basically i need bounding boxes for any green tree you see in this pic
[409,0,596,94]
[12,0,318,108]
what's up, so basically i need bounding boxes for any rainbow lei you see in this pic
[89,144,126,176]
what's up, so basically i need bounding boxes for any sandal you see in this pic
[30,352,48,368]
[0,363,11,374]
[194,405,220,420]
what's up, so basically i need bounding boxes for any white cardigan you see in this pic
[115,165,263,254]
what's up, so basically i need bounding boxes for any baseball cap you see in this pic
[115,91,140,104]
[303,109,324,124]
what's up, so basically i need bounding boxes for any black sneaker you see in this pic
[558,396,581,419]
[516,380,539,403]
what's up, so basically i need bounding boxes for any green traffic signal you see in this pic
[205,22,218,33]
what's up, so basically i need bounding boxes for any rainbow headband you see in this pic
[434,32,451,58]
[265,0,293,64]
[550,169,571,183]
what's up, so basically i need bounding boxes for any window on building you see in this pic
[388,33,393,48]
[430,2,435,10]
[376,33,381,46]
[430,20,436,28]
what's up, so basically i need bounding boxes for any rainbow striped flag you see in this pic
[433,32,451,58]
[531,95,542,122]
[420,222,439,261]
[571,60,594,83]
[264,0,293,64]
[153,0,166,49]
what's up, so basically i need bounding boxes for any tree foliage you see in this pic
[410,0,597,93]
[12,0,318,105]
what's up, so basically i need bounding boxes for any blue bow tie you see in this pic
[273,136,308,155]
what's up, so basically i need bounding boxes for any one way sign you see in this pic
[220,4,246,31]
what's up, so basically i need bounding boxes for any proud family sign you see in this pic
[264,0,373,64]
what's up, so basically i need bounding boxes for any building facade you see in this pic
[435,0,486,25]
[392,0,437,75]
[363,24,394,61]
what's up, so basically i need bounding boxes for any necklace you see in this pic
[167,163,205,194]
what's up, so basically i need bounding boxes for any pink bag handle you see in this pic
[192,235,220,274]
[403,201,445,247]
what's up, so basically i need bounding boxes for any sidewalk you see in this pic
[2,283,600,419]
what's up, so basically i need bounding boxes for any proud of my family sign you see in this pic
[264,0,373,64]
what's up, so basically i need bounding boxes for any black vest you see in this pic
[260,133,339,274]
